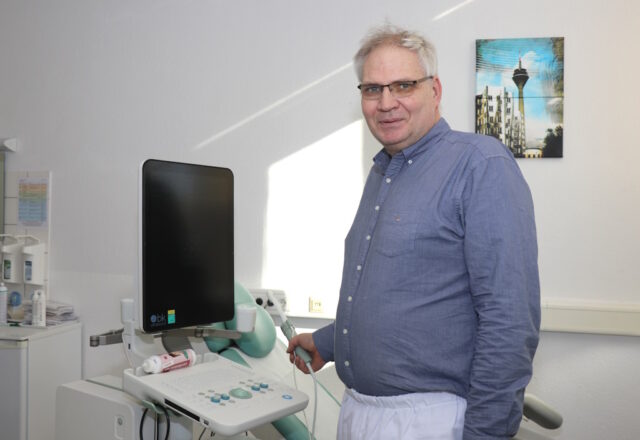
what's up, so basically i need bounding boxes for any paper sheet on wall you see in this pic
[18,177,49,228]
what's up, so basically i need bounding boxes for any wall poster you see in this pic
[476,37,564,158]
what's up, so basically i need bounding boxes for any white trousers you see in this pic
[337,388,467,440]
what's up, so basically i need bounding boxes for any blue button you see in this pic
[260,383,268,389]
[221,394,230,400]
[282,394,292,400]
[210,396,220,403]
[251,384,261,391]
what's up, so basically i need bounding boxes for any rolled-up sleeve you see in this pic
[461,156,541,439]
[312,322,336,363]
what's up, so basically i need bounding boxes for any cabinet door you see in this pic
[28,327,82,440]
[0,340,28,440]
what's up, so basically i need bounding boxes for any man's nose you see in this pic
[378,87,399,110]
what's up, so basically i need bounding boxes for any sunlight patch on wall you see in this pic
[432,0,476,21]
[263,120,365,317]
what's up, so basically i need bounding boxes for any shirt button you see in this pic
[374,205,380,211]
[356,265,362,271]
[366,235,371,240]
[343,329,348,334]
[408,159,413,165]
[344,361,350,367]
[385,178,391,183]
[347,296,353,302]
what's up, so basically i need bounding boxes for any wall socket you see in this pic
[308,297,323,313]
[248,289,287,316]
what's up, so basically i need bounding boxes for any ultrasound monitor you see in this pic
[138,159,234,333]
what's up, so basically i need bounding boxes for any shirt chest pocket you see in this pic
[372,211,419,257]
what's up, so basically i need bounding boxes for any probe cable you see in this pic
[291,355,318,440]
[139,404,170,440]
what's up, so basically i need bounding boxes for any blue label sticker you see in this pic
[25,261,32,281]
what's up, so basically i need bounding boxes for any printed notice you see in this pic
[19,177,49,228]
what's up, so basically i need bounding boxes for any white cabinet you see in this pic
[0,322,81,440]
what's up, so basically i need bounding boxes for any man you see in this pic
[288,25,540,440]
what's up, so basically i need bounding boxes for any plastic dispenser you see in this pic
[2,239,24,284]
[23,242,46,285]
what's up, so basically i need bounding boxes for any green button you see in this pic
[230,388,252,399]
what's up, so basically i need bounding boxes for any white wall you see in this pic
[524,331,640,440]
[1,1,639,438]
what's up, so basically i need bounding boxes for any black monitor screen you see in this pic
[139,159,234,333]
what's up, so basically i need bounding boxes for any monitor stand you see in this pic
[160,333,191,353]
[89,298,244,369]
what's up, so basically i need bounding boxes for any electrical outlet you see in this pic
[308,297,323,314]
[248,289,287,316]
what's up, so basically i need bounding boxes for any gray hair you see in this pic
[353,25,438,82]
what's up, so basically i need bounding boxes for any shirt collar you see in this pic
[372,118,451,173]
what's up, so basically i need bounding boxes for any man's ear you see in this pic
[432,76,443,103]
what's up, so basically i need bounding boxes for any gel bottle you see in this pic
[142,349,197,374]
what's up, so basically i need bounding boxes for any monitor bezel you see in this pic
[137,159,235,333]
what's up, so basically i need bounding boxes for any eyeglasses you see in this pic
[357,76,433,100]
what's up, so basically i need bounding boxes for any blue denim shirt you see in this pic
[313,118,540,439]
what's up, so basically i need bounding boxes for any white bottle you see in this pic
[32,289,47,327]
[0,283,7,325]
[142,349,197,374]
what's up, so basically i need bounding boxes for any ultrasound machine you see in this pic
[55,159,562,440]
[56,159,328,439]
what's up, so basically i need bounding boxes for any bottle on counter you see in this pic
[32,289,47,327]
[0,283,7,324]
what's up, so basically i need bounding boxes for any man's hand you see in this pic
[287,332,327,373]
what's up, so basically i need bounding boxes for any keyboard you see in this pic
[123,353,309,436]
